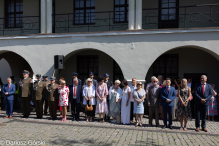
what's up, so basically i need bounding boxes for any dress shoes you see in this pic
[9,116,12,118]
[4,116,8,118]
[195,127,200,132]
[202,128,207,132]
[162,125,167,129]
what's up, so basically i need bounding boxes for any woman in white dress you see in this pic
[83,78,96,122]
[120,79,131,125]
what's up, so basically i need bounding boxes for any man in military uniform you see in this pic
[33,74,46,119]
[104,73,113,120]
[47,76,59,120]
[19,70,33,118]
[42,74,50,115]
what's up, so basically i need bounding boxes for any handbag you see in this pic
[85,89,93,112]
[85,100,93,111]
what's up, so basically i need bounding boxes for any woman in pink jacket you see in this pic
[96,76,109,123]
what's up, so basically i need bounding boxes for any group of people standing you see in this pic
[146,75,216,132]
[2,70,217,132]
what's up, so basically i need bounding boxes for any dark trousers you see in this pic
[43,99,49,114]
[13,94,19,110]
[163,106,173,126]
[21,97,30,117]
[149,106,159,125]
[93,105,96,118]
[130,102,134,121]
[49,101,57,119]
[35,100,43,118]
[71,99,80,120]
[5,98,13,116]
[195,104,208,128]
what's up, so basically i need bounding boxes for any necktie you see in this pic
[160,82,161,86]
[168,87,169,93]
[74,86,76,97]
[8,85,9,89]
[202,84,205,95]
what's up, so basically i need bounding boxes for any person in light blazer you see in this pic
[194,75,213,132]
[3,78,16,118]
[95,76,108,123]
[161,78,176,129]
[69,78,82,121]
[108,80,122,123]
[83,78,96,122]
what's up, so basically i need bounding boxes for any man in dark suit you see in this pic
[194,75,213,132]
[69,78,82,121]
[161,78,176,129]
[10,76,19,110]
[71,72,82,86]
[104,73,113,120]
[3,78,16,118]
[147,77,161,127]
[89,72,97,87]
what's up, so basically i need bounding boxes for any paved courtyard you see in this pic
[0,110,219,146]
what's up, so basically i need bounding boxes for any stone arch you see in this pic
[60,48,125,85]
[0,50,34,82]
[145,45,219,87]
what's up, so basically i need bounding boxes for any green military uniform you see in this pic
[47,78,59,120]
[42,78,50,115]
[33,76,46,118]
[19,70,33,118]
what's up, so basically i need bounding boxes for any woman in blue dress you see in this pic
[133,81,146,127]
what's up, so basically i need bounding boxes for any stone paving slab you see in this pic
[0,118,219,146]
[1,110,219,135]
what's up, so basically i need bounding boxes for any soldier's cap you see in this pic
[22,70,29,75]
[89,72,94,76]
[104,73,109,77]
[42,74,48,78]
[50,76,56,80]
[36,74,41,78]
[72,72,78,76]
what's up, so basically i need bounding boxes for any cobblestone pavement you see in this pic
[0,111,219,146]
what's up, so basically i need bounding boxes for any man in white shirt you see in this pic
[130,78,137,123]
[158,75,163,86]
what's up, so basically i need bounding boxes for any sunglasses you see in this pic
[153,81,158,83]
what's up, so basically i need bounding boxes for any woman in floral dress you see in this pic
[95,76,108,123]
[177,78,191,131]
[207,84,218,121]
[58,80,69,121]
